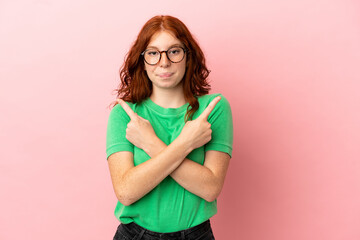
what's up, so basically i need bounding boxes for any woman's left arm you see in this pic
[171,151,230,202]
[144,138,230,202]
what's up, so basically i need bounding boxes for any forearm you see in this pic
[145,139,220,202]
[170,159,220,202]
[119,137,192,205]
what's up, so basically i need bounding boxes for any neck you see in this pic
[150,86,187,108]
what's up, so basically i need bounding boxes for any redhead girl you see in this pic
[106,15,233,240]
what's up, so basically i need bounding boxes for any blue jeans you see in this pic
[113,219,215,240]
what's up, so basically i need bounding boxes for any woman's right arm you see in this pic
[108,135,192,206]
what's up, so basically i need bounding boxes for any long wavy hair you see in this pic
[109,15,211,121]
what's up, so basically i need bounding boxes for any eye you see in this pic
[146,50,159,56]
[168,48,181,55]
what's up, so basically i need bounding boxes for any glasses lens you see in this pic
[144,50,160,65]
[167,47,185,63]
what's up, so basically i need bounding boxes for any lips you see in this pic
[158,72,173,78]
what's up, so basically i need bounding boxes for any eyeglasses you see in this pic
[141,46,187,65]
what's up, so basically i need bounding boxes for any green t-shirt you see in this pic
[106,93,233,232]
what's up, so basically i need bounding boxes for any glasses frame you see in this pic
[141,46,187,66]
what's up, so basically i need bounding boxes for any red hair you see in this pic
[109,15,211,121]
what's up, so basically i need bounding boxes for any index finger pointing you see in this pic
[199,96,221,120]
[117,98,137,120]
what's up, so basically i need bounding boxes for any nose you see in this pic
[159,51,170,67]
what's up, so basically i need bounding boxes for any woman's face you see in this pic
[143,31,187,92]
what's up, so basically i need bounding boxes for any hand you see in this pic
[178,96,221,152]
[117,99,158,152]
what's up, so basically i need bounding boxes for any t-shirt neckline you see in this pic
[143,97,190,116]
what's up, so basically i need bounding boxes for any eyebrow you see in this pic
[146,44,183,50]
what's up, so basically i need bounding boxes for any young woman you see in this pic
[106,15,233,240]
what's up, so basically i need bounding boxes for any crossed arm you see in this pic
[143,137,230,202]
[107,97,230,206]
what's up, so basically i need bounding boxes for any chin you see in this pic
[155,81,182,90]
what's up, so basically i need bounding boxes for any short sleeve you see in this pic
[204,94,234,158]
[106,104,134,160]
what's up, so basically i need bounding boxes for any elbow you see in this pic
[115,190,136,206]
[117,197,133,206]
[204,195,217,202]
[116,195,134,206]
[204,188,221,202]
[204,193,218,202]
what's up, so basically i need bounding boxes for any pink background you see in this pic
[1,0,359,239]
